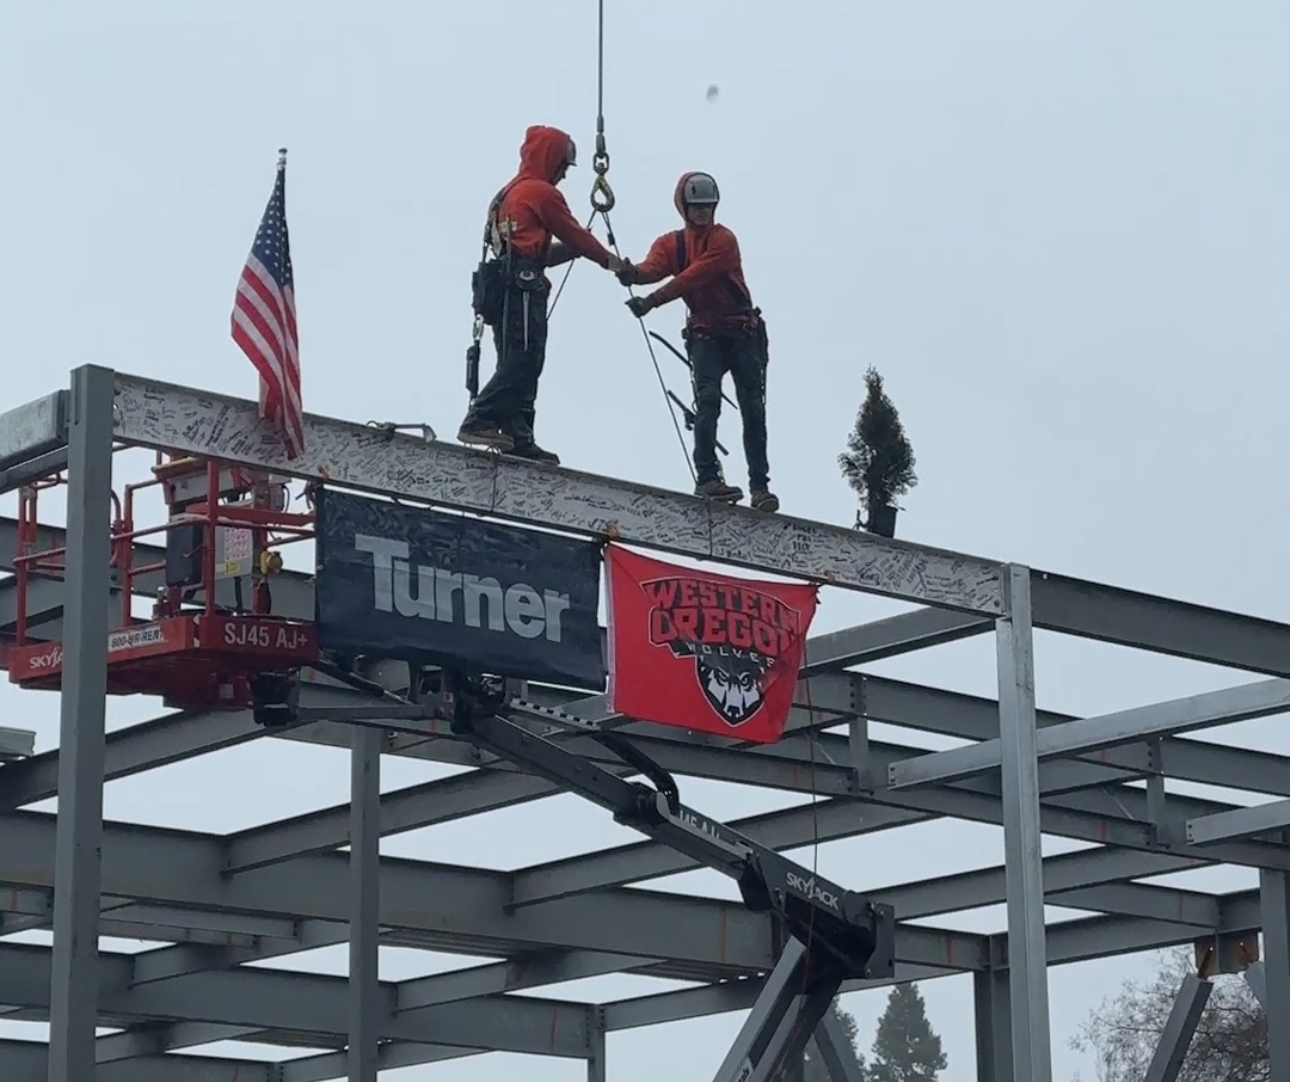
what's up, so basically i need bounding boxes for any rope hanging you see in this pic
[548,0,696,483]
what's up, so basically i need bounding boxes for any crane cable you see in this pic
[582,0,697,484]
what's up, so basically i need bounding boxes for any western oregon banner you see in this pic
[605,546,819,744]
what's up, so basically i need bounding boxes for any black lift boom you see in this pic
[266,666,895,1082]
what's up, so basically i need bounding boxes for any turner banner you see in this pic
[605,546,819,744]
[315,489,606,690]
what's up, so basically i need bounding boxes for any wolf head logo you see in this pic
[691,643,771,726]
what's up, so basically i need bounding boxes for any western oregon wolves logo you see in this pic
[641,575,803,728]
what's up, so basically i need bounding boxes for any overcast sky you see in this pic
[2,2,1289,1079]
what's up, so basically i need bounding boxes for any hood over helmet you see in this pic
[517,125,578,184]
[674,171,721,222]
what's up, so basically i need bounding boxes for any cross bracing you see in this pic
[0,366,1285,1081]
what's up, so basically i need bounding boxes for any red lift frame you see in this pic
[4,451,321,710]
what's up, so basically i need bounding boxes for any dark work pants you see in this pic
[688,324,770,490]
[468,283,550,444]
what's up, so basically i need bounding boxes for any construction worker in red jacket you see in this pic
[461,124,623,465]
[617,172,778,512]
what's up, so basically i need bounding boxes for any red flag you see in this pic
[605,546,819,744]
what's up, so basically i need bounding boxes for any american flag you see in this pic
[231,149,303,458]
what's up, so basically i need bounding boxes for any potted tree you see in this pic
[838,367,918,539]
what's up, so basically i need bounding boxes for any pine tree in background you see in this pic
[803,1002,868,1082]
[867,984,947,1082]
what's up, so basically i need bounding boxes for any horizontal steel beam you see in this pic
[1186,798,1290,846]
[1031,570,1290,678]
[0,808,987,973]
[0,940,595,1057]
[0,1038,273,1082]
[109,369,1005,613]
[887,677,1290,789]
[802,606,993,671]
[0,391,67,474]
[0,726,34,760]
[0,678,367,810]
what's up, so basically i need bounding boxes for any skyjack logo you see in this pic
[27,644,63,670]
[23,625,165,672]
[785,871,841,912]
[354,534,573,643]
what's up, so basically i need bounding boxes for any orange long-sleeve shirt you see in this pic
[631,172,758,334]
[491,125,615,271]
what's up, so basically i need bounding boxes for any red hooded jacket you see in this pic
[489,125,616,271]
[629,172,758,333]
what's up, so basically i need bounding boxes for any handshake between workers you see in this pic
[459,123,778,514]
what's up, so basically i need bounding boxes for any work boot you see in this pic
[457,419,515,452]
[508,441,561,466]
[695,478,744,502]
[750,489,780,513]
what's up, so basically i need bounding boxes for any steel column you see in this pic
[45,365,116,1082]
[1142,972,1210,1082]
[972,967,1012,1082]
[1259,868,1290,1075]
[995,565,1051,1081]
[348,725,383,1082]
[587,1008,606,1082]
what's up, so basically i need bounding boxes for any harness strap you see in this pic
[673,229,756,312]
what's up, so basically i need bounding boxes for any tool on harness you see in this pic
[664,389,729,456]
[648,330,739,411]
[466,178,555,397]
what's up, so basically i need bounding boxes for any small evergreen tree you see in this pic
[838,368,917,537]
[867,984,947,1082]
[803,1001,868,1082]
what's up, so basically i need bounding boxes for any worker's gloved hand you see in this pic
[625,295,654,319]
[605,254,625,274]
[615,260,639,286]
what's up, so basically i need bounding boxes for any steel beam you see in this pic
[887,676,1290,789]
[0,808,987,973]
[109,370,1004,613]
[801,606,992,671]
[863,672,1290,799]
[1143,972,1211,1082]
[0,726,34,761]
[0,940,596,1057]
[0,391,68,475]
[994,565,1052,1082]
[1,1038,275,1082]
[45,364,116,1082]
[0,681,371,811]
[1186,797,1290,846]
[1031,570,1290,678]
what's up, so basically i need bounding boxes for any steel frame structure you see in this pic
[0,364,1286,1081]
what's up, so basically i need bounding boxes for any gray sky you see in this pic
[2,2,1288,1079]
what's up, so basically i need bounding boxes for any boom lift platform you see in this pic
[257,663,897,1082]
[2,452,319,709]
